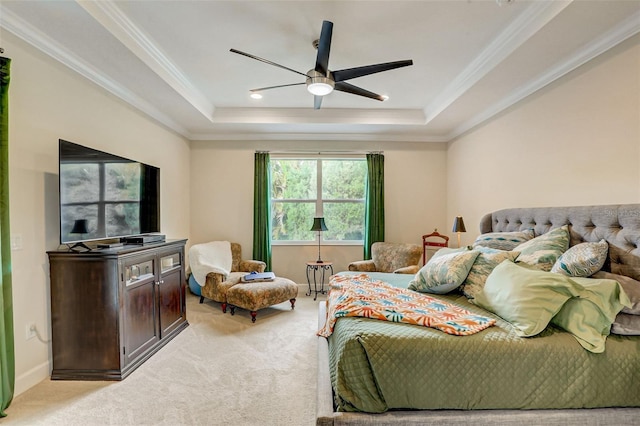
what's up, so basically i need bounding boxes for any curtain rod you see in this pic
[257,150,383,155]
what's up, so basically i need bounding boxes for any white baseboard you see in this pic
[14,360,50,396]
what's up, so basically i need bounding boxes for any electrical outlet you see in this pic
[26,323,36,340]
[11,234,22,251]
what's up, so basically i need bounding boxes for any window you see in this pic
[270,156,366,243]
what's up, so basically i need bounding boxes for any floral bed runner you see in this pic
[317,273,496,337]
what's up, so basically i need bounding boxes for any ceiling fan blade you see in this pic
[315,20,333,76]
[334,81,384,101]
[250,82,306,92]
[230,48,308,78]
[332,60,413,82]
[314,95,323,110]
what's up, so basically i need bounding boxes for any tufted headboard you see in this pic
[479,204,640,281]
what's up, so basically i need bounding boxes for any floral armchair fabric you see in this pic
[200,242,266,312]
[348,242,423,274]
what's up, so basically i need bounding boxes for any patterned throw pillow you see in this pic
[550,239,608,277]
[514,225,570,271]
[409,249,479,294]
[461,246,520,300]
[473,229,535,251]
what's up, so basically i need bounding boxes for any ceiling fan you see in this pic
[230,20,413,109]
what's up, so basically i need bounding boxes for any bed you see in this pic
[316,204,640,425]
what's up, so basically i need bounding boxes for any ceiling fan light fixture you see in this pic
[306,70,335,96]
[307,82,333,96]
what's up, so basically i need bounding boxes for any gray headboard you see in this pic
[479,204,640,281]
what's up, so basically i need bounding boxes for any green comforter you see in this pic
[328,274,640,413]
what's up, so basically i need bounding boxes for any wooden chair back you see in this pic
[421,229,449,265]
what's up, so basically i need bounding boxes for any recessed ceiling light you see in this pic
[250,93,263,100]
[381,95,389,101]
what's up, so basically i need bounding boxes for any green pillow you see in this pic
[514,225,570,271]
[551,276,630,353]
[473,260,583,337]
[461,246,519,300]
[472,229,534,251]
[408,248,479,294]
[550,239,608,277]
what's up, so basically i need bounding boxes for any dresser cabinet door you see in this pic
[122,255,160,366]
[158,250,186,337]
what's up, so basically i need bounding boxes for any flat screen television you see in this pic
[59,139,160,246]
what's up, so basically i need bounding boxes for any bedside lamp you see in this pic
[452,216,466,248]
[310,217,328,263]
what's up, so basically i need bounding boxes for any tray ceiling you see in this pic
[1,0,638,142]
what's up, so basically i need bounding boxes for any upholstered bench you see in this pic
[227,277,298,322]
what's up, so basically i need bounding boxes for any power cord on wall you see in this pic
[28,324,51,344]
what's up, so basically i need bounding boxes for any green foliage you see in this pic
[270,158,365,242]
[323,160,366,199]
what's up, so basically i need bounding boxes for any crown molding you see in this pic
[210,108,426,125]
[76,0,215,121]
[0,5,190,137]
[447,8,640,141]
[423,0,572,125]
[189,131,448,143]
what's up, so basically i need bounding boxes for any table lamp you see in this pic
[311,217,328,263]
[452,216,466,248]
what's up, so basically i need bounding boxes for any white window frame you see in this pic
[270,153,366,246]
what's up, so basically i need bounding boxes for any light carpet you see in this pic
[5,289,323,425]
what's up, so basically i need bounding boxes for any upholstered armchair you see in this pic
[348,242,422,274]
[199,242,266,313]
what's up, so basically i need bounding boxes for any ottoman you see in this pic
[227,277,298,322]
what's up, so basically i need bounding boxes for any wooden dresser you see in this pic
[47,239,188,380]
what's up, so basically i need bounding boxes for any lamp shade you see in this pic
[452,216,466,233]
[71,219,89,234]
[311,217,328,232]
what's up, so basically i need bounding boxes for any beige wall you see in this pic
[447,34,640,247]
[190,141,447,283]
[4,32,191,395]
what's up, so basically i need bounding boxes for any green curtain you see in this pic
[253,152,272,271]
[0,56,14,417]
[364,152,384,260]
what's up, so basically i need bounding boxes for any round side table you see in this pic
[306,261,334,301]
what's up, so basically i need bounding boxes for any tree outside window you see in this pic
[270,157,366,243]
